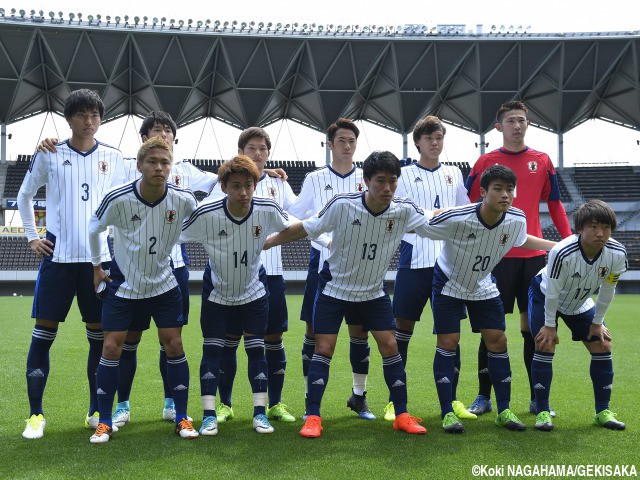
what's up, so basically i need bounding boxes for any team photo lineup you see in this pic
[17,88,628,443]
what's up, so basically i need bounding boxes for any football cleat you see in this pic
[383,401,396,422]
[267,403,296,422]
[112,408,130,428]
[85,411,100,429]
[22,414,46,439]
[535,411,554,431]
[90,423,118,444]
[529,399,556,418]
[495,409,526,431]
[253,414,275,434]
[468,395,493,415]
[300,415,323,438]
[346,390,376,420]
[199,416,218,436]
[442,412,464,433]
[593,409,626,430]
[175,418,199,439]
[217,403,234,423]
[393,413,427,434]
[452,400,477,420]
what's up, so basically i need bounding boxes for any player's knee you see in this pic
[395,317,415,332]
[126,330,143,342]
[436,334,459,351]
[161,334,184,357]
[482,331,507,351]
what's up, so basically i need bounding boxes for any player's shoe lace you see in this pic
[535,411,554,431]
[593,409,626,430]
[22,414,46,439]
[300,415,323,438]
[495,409,526,431]
[253,414,275,433]
[175,418,199,438]
[383,401,396,422]
[217,403,234,423]
[393,412,427,434]
[468,395,493,415]
[442,412,464,433]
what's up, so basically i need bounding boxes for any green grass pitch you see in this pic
[1,294,638,479]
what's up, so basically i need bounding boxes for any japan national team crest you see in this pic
[172,174,181,186]
[528,161,538,173]
[253,225,262,238]
[356,182,364,192]
[98,160,109,174]
[445,174,453,185]
[165,210,177,223]
[386,219,395,233]
[267,186,277,199]
[499,233,510,246]
[598,267,609,278]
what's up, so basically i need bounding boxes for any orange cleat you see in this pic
[300,415,323,438]
[393,412,427,434]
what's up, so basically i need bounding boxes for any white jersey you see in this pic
[17,140,125,263]
[537,234,627,322]
[89,180,197,299]
[123,158,216,268]
[180,197,290,305]
[426,203,528,300]
[288,165,365,263]
[303,192,430,302]
[396,162,469,268]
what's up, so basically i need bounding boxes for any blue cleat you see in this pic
[468,395,493,415]
[347,390,376,420]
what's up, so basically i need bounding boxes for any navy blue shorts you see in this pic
[528,276,601,342]
[392,267,434,321]
[200,294,269,338]
[300,247,320,322]
[432,293,505,334]
[101,287,184,332]
[32,258,110,323]
[492,255,547,314]
[312,294,394,335]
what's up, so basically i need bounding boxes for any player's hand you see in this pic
[266,168,288,181]
[588,323,611,349]
[93,266,111,292]
[38,137,59,153]
[534,326,559,352]
[29,238,54,259]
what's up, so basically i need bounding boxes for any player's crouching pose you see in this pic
[427,165,555,433]
[180,155,291,436]
[529,200,627,431]
[87,137,199,443]
[265,151,430,438]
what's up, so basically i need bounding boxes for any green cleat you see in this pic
[593,409,626,430]
[217,404,234,423]
[452,400,477,420]
[535,411,554,431]
[495,409,526,431]
[267,403,296,422]
[383,401,396,422]
[442,412,464,433]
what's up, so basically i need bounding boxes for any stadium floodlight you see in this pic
[143,16,148,26]
[115,16,121,26]
[250,21,255,29]
[0,8,4,17]
[76,12,82,23]
[19,9,25,18]
[241,21,247,30]
[223,21,229,29]
[196,20,202,29]
[124,15,129,26]
[106,15,111,26]
[317,24,324,33]
[257,22,264,31]
[88,15,93,24]
[48,11,54,20]
[68,12,74,24]
[178,19,184,27]
[96,14,101,25]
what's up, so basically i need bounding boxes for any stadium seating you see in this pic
[0,236,41,270]
[3,156,45,199]
[571,166,640,202]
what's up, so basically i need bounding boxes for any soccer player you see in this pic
[87,136,199,443]
[288,118,375,420]
[265,151,430,438]
[18,89,126,439]
[180,155,291,436]
[428,165,555,433]
[465,100,572,417]
[529,200,627,431]
[387,115,474,422]
[207,127,298,424]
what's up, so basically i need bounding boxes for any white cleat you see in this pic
[22,414,46,439]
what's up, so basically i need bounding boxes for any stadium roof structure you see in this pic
[1,13,640,140]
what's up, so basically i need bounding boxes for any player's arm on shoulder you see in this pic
[265,168,288,181]
[522,234,556,251]
[264,222,308,250]
[37,137,60,153]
